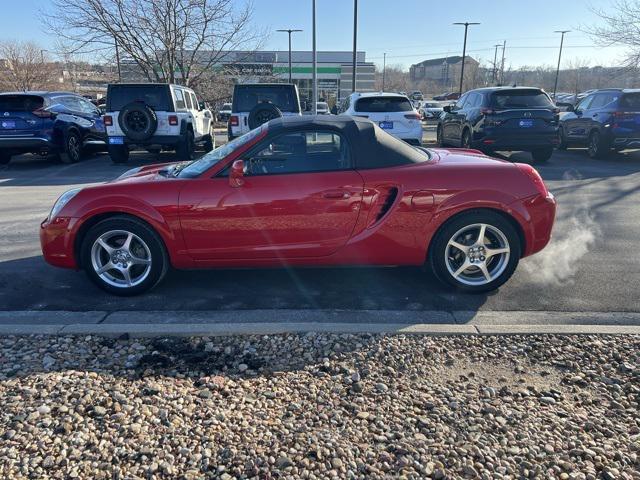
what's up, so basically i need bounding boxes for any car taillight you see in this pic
[229,115,239,126]
[168,115,178,126]
[516,163,549,197]
[404,113,421,120]
[32,108,53,118]
[103,115,113,126]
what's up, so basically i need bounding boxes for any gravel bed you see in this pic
[1,333,639,479]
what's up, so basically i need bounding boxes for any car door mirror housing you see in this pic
[564,103,574,112]
[229,159,245,187]
[443,105,451,113]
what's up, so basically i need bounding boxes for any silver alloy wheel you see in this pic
[445,223,510,286]
[68,134,80,160]
[90,230,152,288]
[588,132,599,156]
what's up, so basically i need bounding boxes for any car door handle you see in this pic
[323,190,350,199]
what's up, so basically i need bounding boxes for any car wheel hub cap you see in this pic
[445,223,510,286]
[91,230,152,288]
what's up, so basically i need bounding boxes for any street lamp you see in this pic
[276,29,303,83]
[553,30,570,98]
[453,22,480,96]
[382,52,386,92]
[312,0,317,114]
[352,0,358,93]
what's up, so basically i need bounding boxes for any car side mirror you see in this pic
[229,159,245,187]
[564,104,574,112]
[443,105,451,113]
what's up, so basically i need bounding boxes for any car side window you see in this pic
[190,92,199,110]
[184,91,193,110]
[61,96,83,112]
[78,98,98,115]
[454,94,468,110]
[174,89,186,110]
[244,131,351,176]
[576,95,594,111]
[466,93,481,109]
[590,92,619,109]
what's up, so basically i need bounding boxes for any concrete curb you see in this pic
[0,322,639,337]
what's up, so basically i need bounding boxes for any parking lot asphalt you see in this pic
[1,127,639,317]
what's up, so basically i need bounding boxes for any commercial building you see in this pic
[207,50,376,107]
[410,56,479,87]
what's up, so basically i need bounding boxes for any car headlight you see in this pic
[49,188,81,221]
[117,167,142,179]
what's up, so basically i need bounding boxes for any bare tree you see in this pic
[43,0,265,87]
[0,40,59,91]
[375,64,410,93]
[585,1,640,68]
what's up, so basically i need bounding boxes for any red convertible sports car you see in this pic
[41,115,555,296]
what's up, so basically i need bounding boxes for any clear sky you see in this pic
[1,0,628,69]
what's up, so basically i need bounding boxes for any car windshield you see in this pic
[423,102,440,108]
[177,124,267,178]
[222,103,232,110]
[490,90,553,109]
[355,96,413,112]
[108,85,171,111]
[619,93,640,109]
[233,85,299,113]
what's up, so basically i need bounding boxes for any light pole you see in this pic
[382,53,386,92]
[553,30,570,98]
[276,29,303,83]
[352,0,358,93]
[453,22,480,96]
[312,0,317,114]
[499,40,506,85]
[491,44,501,84]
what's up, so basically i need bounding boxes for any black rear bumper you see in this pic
[0,136,53,153]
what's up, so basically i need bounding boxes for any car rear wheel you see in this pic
[0,152,11,164]
[108,145,129,164]
[531,147,553,164]
[429,211,521,293]
[176,129,195,160]
[59,130,82,164]
[81,216,168,296]
[587,130,608,159]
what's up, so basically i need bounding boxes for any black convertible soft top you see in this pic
[266,115,426,169]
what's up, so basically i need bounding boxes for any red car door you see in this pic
[179,130,364,260]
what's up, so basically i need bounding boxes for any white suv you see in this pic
[104,83,214,164]
[339,92,422,145]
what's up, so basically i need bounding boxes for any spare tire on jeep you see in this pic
[248,102,282,130]
[118,102,158,142]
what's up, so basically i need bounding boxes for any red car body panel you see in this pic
[40,118,556,273]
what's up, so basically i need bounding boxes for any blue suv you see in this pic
[559,89,640,158]
[0,92,106,164]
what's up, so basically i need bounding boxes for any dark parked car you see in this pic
[0,91,106,164]
[558,88,640,158]
[433,92,460,101]
[437,87,559,163]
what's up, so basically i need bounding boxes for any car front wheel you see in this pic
[81,216,168,296]
[429,211,521,293]
[587,130,608,159]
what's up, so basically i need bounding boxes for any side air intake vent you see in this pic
[375,187,398,222]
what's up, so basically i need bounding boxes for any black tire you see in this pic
[436,125,446,147]
[429,210,521,293]
[248,103,282,130]
[557,126,568,150]
[59,130,82,164]
[203,128,214,152]
[80,216,168,296]
[118,102,158,142]
[0,152,11,164]
[531,147,553,164]
[587,130,608,159]
[461,128,472,149]
[108,145,129,164]
[175,129,195,160]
